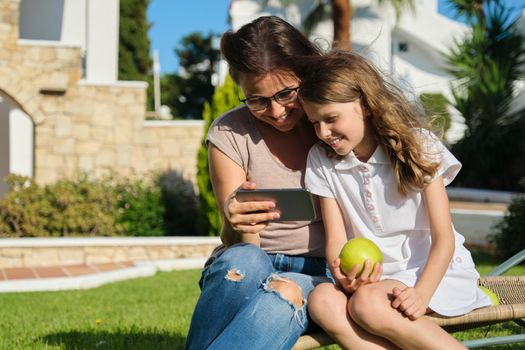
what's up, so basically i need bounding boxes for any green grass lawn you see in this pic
[0,254,523,350]
[0,269,201,350]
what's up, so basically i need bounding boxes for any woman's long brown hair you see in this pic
[220,16,322,83]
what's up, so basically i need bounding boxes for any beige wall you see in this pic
[0,237,220,268]
[0,0,204,190]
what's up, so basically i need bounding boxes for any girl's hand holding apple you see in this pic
[334,237,384,294]
[331,257,383,294]
[339,237,383,276]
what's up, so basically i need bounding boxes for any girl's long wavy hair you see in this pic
[220,16,322,83]
[299,51,441,196]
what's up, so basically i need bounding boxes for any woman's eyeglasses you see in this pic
[239,87,299,111]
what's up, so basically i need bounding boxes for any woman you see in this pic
[185,16,330,349]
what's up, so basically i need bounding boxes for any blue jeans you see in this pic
[185,243,330,350]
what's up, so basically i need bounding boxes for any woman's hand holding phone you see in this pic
[224,182,280,236]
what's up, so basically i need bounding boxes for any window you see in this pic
[398,42,409,53]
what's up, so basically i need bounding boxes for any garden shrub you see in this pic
[0,171,202,237]
[0,174,120,237]
[492,179,525,260]
[46,175,120,236]
[197,75,242,236]
[113,175,164,237]
[0,175,52,237]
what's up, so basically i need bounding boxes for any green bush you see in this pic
[114,176,164,236]
[0,175,51,237]
[0,171,202,237]
[47,175,121,236]
[0,174,120,237]
[492,180,525,260]
[197,75,242,236]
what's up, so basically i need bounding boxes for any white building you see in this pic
[18,0,120,83]
[229,0,517,143]
[0,0,121,195]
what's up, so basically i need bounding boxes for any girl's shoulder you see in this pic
[307,141,333,164]
[414,128,443,146]
[414,128,447,156]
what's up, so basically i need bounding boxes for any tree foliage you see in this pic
[196,75,242,236]
[118,0,152,81]
[446,0,525,190]
[161,32,220,119]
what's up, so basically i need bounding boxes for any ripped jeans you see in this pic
[185,243,331,350]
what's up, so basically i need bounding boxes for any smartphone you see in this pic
[236,188,317,222]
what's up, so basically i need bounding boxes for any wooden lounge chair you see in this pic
[292,248,525,350]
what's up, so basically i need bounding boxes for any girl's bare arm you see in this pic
[393,176,455,318]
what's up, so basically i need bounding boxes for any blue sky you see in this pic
[147,0,525,74]
[147,0,230,74]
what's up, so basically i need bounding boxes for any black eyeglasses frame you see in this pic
[238,87,300,111]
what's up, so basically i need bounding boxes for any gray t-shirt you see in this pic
[207,106,325,257]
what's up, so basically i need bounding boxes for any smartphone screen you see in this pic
[236,188,317,222]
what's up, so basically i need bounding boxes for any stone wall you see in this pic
[0,0,204,186]
[0,237,220,268]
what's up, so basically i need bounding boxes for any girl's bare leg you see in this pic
[347,280,466,350]
[308,283,399,350]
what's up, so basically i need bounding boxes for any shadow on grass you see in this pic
[41,329,186,350]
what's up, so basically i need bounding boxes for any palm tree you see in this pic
[302,0,415,49]
[446,0,525,190]
[329,0,351,49]
[261,0,414,49]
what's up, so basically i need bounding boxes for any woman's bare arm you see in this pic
[208,145,278,246]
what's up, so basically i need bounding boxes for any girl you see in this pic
[299,51,491,350]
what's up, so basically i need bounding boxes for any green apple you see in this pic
[339,237,383,277]
[479,286,500,305]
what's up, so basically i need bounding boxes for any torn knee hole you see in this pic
[225,268,244,282]
[268,278,304,308]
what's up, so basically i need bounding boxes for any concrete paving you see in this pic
[0,257,207,293]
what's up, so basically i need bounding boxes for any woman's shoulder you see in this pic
[209,105,254,134]
[206,106,258,166]
[206,106,256,171]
